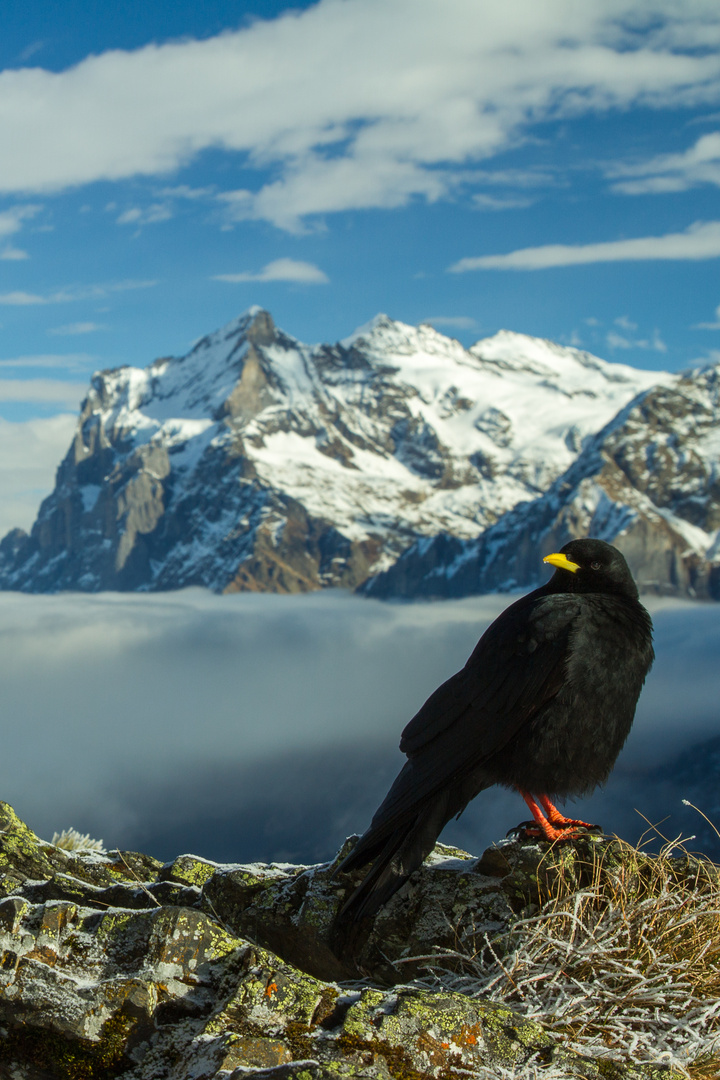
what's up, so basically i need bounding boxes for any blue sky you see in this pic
[0,0,719,535]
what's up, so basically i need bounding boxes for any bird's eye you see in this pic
[590,561,601,570]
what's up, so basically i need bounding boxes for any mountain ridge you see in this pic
[0,307,684,595]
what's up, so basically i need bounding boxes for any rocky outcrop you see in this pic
[0,309,662,595]
[365,365,720,600]
[0,801,707,1078]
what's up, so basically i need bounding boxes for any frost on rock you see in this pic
[0,308,667,595]
[0,800,707,1079]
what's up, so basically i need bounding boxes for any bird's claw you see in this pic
[507,820,604,842]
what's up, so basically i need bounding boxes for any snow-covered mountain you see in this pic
[0,307,665,594]
[365,362,720,600]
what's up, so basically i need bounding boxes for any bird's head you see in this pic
[543,538,638,598]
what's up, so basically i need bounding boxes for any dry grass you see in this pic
[413,815,720,1076]
[50,826,105,852]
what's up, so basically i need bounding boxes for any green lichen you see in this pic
[95,909,136,942]
[0,802,55,884]
[0,1007,132,1080]
[164,854,220,888]
[341,990,386,1040]
[477,1000,554,1066]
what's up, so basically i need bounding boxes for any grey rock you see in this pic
[0,801,692,1078]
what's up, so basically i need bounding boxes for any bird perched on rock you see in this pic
[336,538,653,921]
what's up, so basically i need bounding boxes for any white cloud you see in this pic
[212,258,329,285]
[158,184,215,200]
[609,130,720,194]
[0,204,41,259]
[421,316,477,330]
[0,279,157,305]
[0,204,42,238]
[472,193,534,210]
[0,353,94,370]
[614,315,638,330]
[116,203,172,225]
[0,413,77,536]
[449,220,720,271]
[606,328,667,352]
[47,322,106,336]
[0,291,46,306]
[692,302,720,329]
[0,379,86,405]
[0,3,717,227]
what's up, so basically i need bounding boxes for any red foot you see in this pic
[537,793,600,832]
[517,790,602,843]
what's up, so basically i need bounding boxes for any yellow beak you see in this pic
[543,552,581,574]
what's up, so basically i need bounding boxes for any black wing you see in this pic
[334,590,584,903]
[379,591,583,817]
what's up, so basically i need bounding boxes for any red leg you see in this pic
[518,789,579,842]
[537,794,599,832]
[517,790,600,842]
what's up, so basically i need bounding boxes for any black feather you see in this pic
[335,538,654,922]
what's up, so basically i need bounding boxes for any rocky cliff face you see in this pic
[0,801,710,1078]
[0,308,662,594]
[365,362,720,600]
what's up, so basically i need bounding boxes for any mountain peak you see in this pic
[341,313,396,348]
[0,310,677,596]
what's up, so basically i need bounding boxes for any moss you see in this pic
[0,802,55,885]
[336,1031,449,1080]
[0,1008,133,1079]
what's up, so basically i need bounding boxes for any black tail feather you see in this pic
[336,791,451,922]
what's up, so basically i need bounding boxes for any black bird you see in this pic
[336,538,654,921]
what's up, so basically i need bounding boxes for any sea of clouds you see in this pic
[0,588,717,865]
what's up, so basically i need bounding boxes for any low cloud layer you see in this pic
[0,589,716,865]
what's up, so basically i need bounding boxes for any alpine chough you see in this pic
[336,538,654,921]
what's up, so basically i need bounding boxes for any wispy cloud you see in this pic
[693,303,720,330]
[449,221,720,272]
[0,204,42,238]
[0,279,157,305]
[47,322,106,336]
[608,131,720,195]
[0,246,29,260]
[158,185,215,200]
[0,379,86,405]
[212,258,329,285]
[116,204,172,226]
[606,329,667,353]
[0,354,94,371]
[0,4,717,227]
[0,204,42,259]
[421,315,477,330]
[472,193,533,211]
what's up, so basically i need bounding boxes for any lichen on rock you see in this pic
[0,801,706,1078]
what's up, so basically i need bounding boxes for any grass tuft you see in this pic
[412,824,720,1076]
[51,827,105,853]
